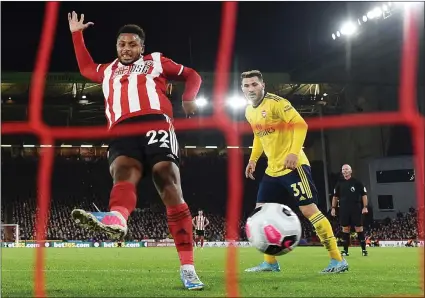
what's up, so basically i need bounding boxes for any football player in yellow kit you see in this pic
[242,70,348,274]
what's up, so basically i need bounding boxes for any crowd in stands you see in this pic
[1,152,419,243]
[366,207,418,241]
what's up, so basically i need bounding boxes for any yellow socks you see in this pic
[264,254,277,264]
[309,211,342,261]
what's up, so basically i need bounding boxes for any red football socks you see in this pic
[109,181,137,220]
[167,203,194,265]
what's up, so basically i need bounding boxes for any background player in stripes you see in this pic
[67,12,204,290]
[331,164,369,256]
[192,210,209,248]
[243,70,348,274]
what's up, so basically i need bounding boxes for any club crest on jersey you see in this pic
[261,110,267,118]
[351,186,356,192]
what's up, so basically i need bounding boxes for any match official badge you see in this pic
[261,110,267,118]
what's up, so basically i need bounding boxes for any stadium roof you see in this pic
[1,72,345,146]
[1,71,343,97]
[1,71,345,123]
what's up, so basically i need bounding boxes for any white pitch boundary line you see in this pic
[2,269,225,273]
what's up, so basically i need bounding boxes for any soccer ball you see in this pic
[245,203,302,256]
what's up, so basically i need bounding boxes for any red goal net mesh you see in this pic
[2,2,424,297]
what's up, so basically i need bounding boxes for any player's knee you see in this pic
[299,203,319,219]
[342,226,350,233]
[355,226,363,232]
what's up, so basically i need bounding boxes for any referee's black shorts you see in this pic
[339,207,363,227]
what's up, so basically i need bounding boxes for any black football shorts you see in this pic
[195,230,205,237]
[339,207,363,227]
[107,114,180,177]
[256,165,318,207]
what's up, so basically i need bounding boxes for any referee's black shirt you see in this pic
[334,177,367,210]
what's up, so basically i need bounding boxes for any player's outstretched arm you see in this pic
[68,11,103,83]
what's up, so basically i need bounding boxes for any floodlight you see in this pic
[340,22,357,36]
[227,96,247,109]
[367,7,382,19]
[195,97,208,107]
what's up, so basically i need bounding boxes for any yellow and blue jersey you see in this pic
[246,92,318,206]
[245,92,310,177]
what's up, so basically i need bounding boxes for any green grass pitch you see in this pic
[1,247,423,297]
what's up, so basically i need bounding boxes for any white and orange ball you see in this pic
[246,203,302,256]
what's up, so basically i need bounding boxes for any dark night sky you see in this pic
[1,1,371,73]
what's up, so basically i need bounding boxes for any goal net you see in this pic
[1,2,424,297]
[1,224,20,245]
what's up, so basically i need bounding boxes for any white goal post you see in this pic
[1,224,20,244]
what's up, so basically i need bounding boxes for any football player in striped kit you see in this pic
[192,210,209,248]
[67,12,204,290]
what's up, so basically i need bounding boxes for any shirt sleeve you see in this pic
[71,31,108,83]
[334,183,340,197]
[161,55,185,77]
[160,55,202,101]
[274,100,308,155]
[359,181,367,195]
[249,134,264,162]
[245,109,264,162]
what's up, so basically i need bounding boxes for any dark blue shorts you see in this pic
[257,165,318,207]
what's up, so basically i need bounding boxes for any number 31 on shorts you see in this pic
[290,182,311,201]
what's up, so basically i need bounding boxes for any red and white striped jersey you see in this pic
[72,31,201,129]
[194,215,208,231]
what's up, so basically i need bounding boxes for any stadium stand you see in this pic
[1,152,418,245]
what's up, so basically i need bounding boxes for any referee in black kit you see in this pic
[331,164,369,256]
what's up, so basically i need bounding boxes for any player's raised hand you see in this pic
[68,11,94,33]
[182,101,197,118]
[245,160,257,180]
[284,153,298,170]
